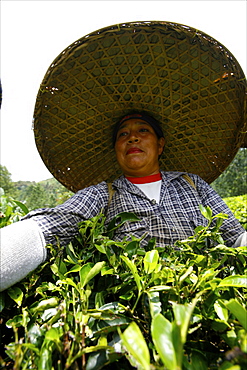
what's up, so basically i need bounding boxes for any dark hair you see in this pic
[112,112,164,146]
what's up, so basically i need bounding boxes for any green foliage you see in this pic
[0,207,246,369]
[223,195,247,230]
[0,165,18,198]
[211,148,247,198]
[16,178,73,210]
[20,182,57,210]
[0,165,73,210]
[0,188,29,227]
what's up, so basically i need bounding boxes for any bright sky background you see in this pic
[1,0,246,182]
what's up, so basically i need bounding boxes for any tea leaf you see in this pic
[218,275,247,288]
[66,264,82,274]
[147,291,161,317]
[45,327,61,341]
[214,300,229,321]
[221,329,237,348]
[79,263,94,286]
[101,266,114,275]
[84,261,105,285]
[59,277,79,291]
[172,302,195,344]
[188,351,208,370]
[38,346,54,370]
[151,313,177,370]
[7,286,23,306]
[199,204,212,221]
[13,200,29,215]
[0,292,5,312]
[6,314,24,328]
[30,297,59,313]
[224,299,247,331]
[219,363,241,370]
[125,240,139,257]
[80,261,105,288]
[95,243,106,254]
[144,249,159,274]
[148,285,173,292]
[121,321,150,370]
[121,255,142,291]
[107,212,140,238]
[179,265,193,284]
[209,245,237,255]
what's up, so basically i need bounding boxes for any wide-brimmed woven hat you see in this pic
[33,21,246,192]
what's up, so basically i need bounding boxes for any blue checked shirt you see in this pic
[23,171,245,248]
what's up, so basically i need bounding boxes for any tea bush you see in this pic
[223,195,247,230]
[0,194,246,370]
[0,188,29,227]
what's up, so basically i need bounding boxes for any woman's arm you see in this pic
[0,219,46,291]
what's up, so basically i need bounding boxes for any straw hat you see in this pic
[33,21,246,192]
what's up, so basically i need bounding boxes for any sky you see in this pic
[1,0,246,182]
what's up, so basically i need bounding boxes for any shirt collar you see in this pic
[125,172,162,184]
[112,171,187,192]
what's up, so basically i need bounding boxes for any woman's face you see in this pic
[114,119,165,177]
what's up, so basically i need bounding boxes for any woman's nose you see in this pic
[128,132,139,143]
[128,137,139,143]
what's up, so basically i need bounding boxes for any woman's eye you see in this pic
[118,131,127,137]
[140,128,149,132]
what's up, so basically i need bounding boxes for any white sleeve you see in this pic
[233,231,247,247]
[0,219,47,291]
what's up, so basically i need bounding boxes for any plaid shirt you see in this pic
[24,171,245,248]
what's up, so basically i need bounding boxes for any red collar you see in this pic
[125,172,162,184]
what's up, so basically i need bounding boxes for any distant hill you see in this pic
[13,177,73,210]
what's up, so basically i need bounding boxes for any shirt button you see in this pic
[151,199,156,205]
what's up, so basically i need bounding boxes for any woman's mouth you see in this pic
[127,148,143,155]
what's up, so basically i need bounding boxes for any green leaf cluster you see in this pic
[0,208,247,370]
[223,195,247,230]
[211,148,247,198]
[0,164,73,210]
[0,188,29,227]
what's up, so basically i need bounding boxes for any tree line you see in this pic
[0,148,246,211]
[0,167,73,210]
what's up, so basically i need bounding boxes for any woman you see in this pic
[1,112,246,291]
[1,21,246,290]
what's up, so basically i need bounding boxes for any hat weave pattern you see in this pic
[34,21,246,192]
